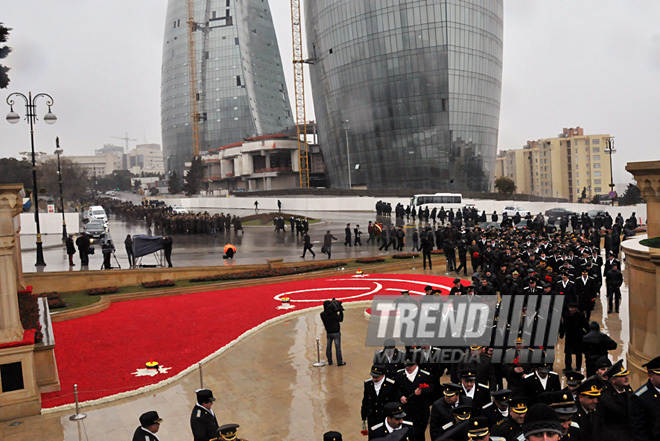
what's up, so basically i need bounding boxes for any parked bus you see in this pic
[410,193,463,211]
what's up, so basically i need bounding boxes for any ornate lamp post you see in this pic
[6,91,57,267]
[605,137,617,207]
[55,137,67,241]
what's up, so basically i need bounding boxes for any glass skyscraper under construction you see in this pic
[161,0,293,176]
[305,0,503,191]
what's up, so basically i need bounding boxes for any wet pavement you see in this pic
[20,210,413,272]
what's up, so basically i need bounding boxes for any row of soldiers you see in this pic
[362,343,660,441]
[106,200,244,235]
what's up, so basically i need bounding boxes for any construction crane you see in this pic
[290,0,311,188]
[187,0,201,157]
[112,132,137,152]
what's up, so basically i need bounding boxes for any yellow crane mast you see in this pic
[187,0,200,157]
[290,0,310,188]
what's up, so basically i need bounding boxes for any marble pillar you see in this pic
[0,184,26,344]
[623,161,660,382]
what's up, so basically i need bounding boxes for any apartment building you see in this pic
[496,127,613,202]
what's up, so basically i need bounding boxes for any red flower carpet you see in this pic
[42,273,459,410]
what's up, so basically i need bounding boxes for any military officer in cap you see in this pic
[435,405,473,441]
[597,360,633,441]
[374,340,405,379]
[539,391,585,441]
[574,378,601,439]
[522,363,561,406]
[629,355,660,441]
[132,411,163,441]
[466,417,492,441]
[395,352,433,441]
[521,403,563,441]
[362,364,399,429]
[369,402,413,440]
[460,368,492,410]
[218,424,245,441]
[430,384,475,440]
[491,397,528,441]
[482,389,512,427]
[190,389,220,441]
[323,431,342,441]
[562,371,584,401]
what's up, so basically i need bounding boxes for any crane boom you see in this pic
[290,0,310,188]
[187,0,200,157]
[111,132,137,151]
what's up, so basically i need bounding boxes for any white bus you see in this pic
[410,193,463,211]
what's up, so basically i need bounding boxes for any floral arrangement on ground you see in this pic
[17,286,43,343]
[87,286,118,295]
[142,280,176,289]
[189,261,347,283]
[355,257,385,263]
[430,249,444,254]
[39,292,66,309]
[392,253,420,259]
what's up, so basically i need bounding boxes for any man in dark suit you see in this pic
[522,363,561,406]
[559,303,589,372]
[574,268,598,321]
[190,389,219,441]
[430,383,474,440]
[629,355,660,441]
[132,411,162,441]
[362,365,399,429]
[481,389,512,427]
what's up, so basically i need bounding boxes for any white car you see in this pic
[172,206,188,214]
[503,205,531,217]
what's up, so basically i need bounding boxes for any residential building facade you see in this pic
[305,0,504,190]
[161,0,294,177]
[496,127,613,202]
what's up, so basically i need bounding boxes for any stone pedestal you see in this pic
[624,161,660,382]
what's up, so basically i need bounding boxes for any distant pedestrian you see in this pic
[354,224,362,246]
[125,234,134,268]
[254,200,259,214]
[75,233,90,266]
[322,230,337,259]
[344,223,352,247]
[301,232,316,258]
[277,199,282,212]
[65,234,76,266]
[162,236,173,267]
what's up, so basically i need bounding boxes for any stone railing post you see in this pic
[626,161,660,237]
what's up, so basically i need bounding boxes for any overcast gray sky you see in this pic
[2,0,659,188]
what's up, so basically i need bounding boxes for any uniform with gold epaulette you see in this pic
[459,367,496,411]
[574,378,601,439]
[491,397,527,441]
[361,365,399,428]
[481,389,512,428]
[218,423,247,441]
[629,355,660,441]
[521,364,561,406]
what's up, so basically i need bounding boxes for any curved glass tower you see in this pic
[305,0,503,191]
[162,0,294,175]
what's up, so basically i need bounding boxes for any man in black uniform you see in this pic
[430,383,474,440]
[435,405,472,440]
[574,378,601,440]
[132,411,163,441]
[395,354,434,441]
[582,322,617,377]
[190,388,219,441]
[540,390,586,441]
[559,303,589,372]
[368,402,414,440]
[481,389,512,427]
[460,368,492,410]
[597,360,633,441]
[344,223,352,247]
[629,355,660,441]
[562,371,584,401]
[492,397,527,441]
[522,363,561,406]
[450,278,467,296]
[362,365,399,429]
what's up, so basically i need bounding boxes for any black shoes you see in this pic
[328,361,333,365]
[338,362,346,366]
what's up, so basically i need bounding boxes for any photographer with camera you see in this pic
[101,236,116,270]
[321,298,345,366]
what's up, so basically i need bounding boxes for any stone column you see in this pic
[623,161,660,383]
[626,161,660,237]
[0,184,26,344]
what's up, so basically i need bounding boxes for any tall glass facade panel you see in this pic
[305,0,503,190]
[162,0,293,175]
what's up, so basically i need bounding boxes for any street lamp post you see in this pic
[342,119,351,189]
[55,137,67,241]
[6,91,57,267]
[605,137,617,207]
